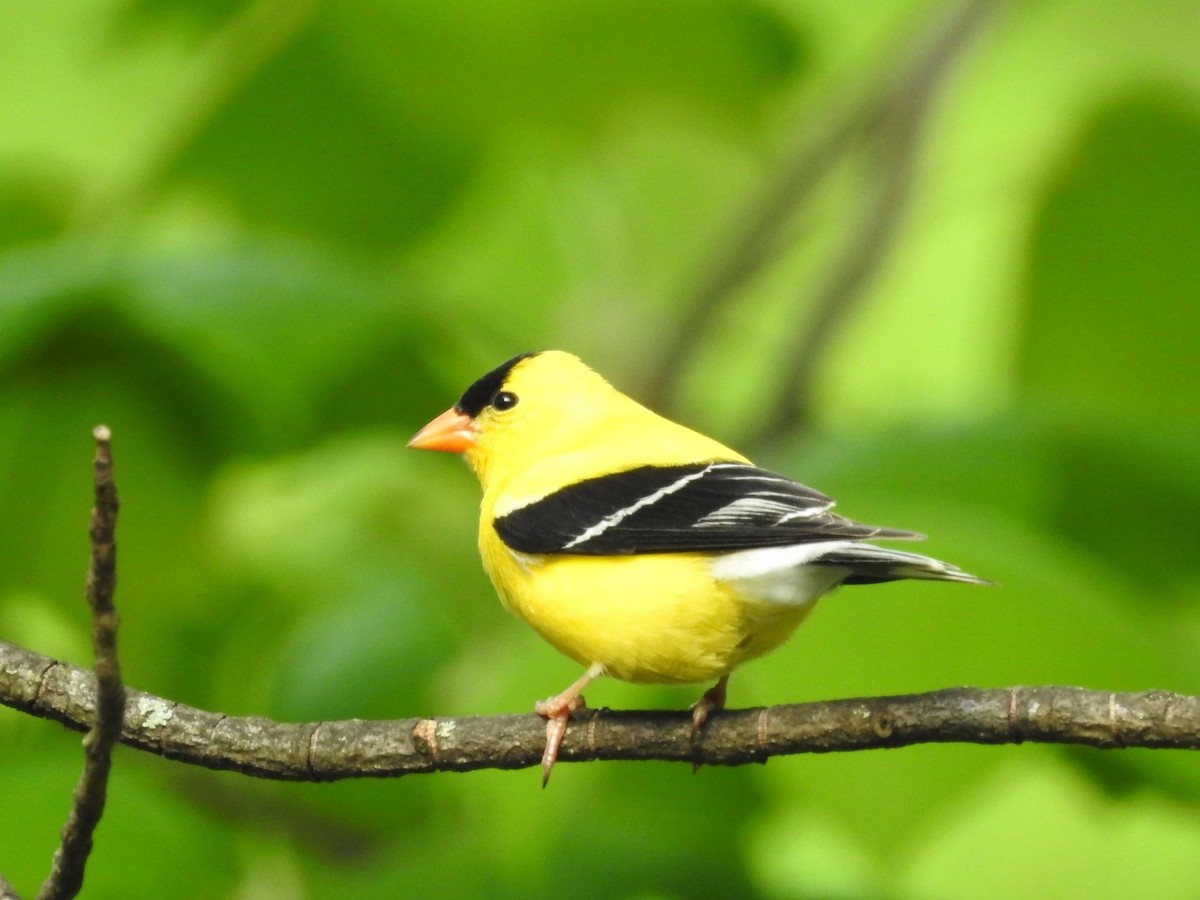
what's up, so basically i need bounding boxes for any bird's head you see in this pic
[408,351,624,487]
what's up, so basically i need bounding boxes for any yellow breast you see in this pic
[480,526,813,684]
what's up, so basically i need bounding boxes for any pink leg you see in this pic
[534,663,603,787]
[690,675,729,734]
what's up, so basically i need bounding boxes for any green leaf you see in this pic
[1019,92,1200,420]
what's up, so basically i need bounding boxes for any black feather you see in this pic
[494,462,919,555]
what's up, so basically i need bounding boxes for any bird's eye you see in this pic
[491,391,518,411]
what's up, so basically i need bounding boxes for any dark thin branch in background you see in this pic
[760,0,1000,439]
[1,640,1197,781]
[643,94,865,409]
[647,0,1002,434]
[35,427,125,900]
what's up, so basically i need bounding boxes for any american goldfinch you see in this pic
[409,351,986,783]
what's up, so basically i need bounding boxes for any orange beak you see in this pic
[408,407,477,453]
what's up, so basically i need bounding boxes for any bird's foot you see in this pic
[535,692,586,788]
[690,675,729,734]
[534,663,603,787]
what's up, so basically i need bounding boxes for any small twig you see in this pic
[1,639,1196,780]
[36,426,126,900]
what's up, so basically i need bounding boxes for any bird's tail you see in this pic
[817,543,991,586]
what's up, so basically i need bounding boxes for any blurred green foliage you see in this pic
[1,0,1198,897]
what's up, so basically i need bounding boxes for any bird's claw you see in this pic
[690,677,728,735]
[534,693,587,719]
[536,693,587,787]
[689,677,729,773]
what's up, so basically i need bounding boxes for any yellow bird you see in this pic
[409,351,986,783]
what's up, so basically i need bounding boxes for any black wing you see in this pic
[493,462,920,555]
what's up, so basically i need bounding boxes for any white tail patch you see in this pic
[711,540,988,606]
[710,542,855,606]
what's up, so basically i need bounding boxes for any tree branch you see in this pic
[35,426,125,900]
[2,640,1196,780]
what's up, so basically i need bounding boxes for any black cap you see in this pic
[454,352,539,417]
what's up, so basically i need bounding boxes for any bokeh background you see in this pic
[2,0,1198,897]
